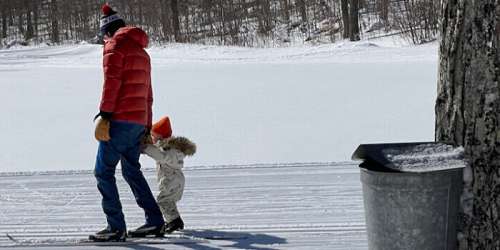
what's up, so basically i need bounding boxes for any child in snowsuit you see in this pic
[142,116,196,233]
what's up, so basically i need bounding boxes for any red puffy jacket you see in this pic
[99,26,153,128]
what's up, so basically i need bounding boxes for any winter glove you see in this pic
[95,117,111,142]
[139,129,152,153]
[142,129,153,144]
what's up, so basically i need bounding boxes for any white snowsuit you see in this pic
[143,137,195,223]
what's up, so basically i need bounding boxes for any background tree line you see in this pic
[0,0,439,48]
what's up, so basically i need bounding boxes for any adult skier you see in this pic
[91,4,165,242]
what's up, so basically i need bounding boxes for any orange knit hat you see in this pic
[151,116,172,138]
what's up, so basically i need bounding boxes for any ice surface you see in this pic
[0,163,366,249]
[0,37,440,249]
[0,38,438,172]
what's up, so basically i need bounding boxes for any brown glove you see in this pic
[95,118,111,142]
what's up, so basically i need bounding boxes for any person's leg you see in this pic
[119,122,165,227]
[156,167,185,223]
[156,167,185,233]
[94,140,125,231]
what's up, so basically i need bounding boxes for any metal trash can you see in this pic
[351,142,465,250]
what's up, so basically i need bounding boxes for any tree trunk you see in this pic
[25,0,34,40]
[32,1,39,41]
[379,0,389,22]
[435,0,500,249]
[257,0,271,35]
[231,0,243,45]
[50,0,59,43]
[349,0,360,41]
[297,0,307,23]
[263,0,272,33]
[219,0,225,44]
[282,0,290,24]
[1,1,7,39]
[17,12,25,38]
[341,0,350,39]
[170,0,181,42]
[79,0,89,41]
[183,3,190,42]
[159,0,171,41]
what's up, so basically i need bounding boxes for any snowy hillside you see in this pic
[0,38,438,173]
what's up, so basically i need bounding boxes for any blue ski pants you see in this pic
[94,120,164,231]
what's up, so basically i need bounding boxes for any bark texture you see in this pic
[341,0,350,39]
[297,0,307,23]
[171,0,181,42]
[349,0,360,41]
[436,0,500,249]
[1,1,7,39]
[50,0,59,43]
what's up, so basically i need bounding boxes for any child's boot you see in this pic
[89,228,127,242]
[128,224,165,238]
[165,217,184,234]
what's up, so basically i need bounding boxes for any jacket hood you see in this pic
[158,136,197,156]
[114,27,149,48]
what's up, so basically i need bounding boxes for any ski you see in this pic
[171,230,248,240]
[79,236,207,246]
[0,230,248,248]
[0,236,207,248]
[3,230,246,240]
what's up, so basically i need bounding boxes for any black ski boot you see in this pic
[89,228,126,242]
[128,224,165,238]
[165,217,184,234]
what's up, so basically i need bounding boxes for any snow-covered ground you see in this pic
[0,38,438,173]
[0,163,366,249]
[0,38,438,249]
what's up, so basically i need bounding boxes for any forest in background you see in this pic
[0,0,440,48]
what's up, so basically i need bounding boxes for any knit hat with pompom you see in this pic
[99,4,125,37]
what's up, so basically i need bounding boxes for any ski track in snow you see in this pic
[0,163,367,249]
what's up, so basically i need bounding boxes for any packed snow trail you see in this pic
[0,162,367,249]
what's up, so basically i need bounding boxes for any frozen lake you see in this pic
[0,40,438,172]
[0,162,367,249]
[0,38,439,249]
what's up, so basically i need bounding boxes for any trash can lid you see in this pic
[351,142,466,172]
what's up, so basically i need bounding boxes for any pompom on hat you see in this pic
[102,4,113,16]
[99,3,124,36]
[151,116,173,139]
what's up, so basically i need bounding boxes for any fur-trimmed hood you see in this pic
[157,136,196,156]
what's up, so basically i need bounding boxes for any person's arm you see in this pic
[146,77,153,130]
[143,144,178,166]
[99,50,124,115]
